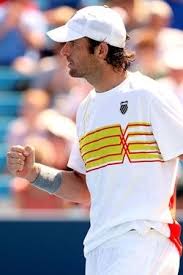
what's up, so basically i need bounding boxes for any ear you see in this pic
[94,42,109,60]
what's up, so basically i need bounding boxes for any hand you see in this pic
[7,145,39,182]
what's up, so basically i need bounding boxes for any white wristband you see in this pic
[31,164,62,194]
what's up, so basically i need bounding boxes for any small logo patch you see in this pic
[120,101,128,114]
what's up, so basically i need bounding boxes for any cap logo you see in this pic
[120,101,128,114]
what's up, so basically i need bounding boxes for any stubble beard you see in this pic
[68,67,86,79]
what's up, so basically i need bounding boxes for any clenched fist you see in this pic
[7,145,39,182]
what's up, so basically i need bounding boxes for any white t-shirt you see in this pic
[68,71,183,256]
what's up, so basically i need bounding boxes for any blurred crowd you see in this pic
[0,0,183,215]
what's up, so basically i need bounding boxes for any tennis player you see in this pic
[7,5,183,275]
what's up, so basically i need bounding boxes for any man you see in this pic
[7,5,183,275]
[158,47,183,107]
[0,0,47,66]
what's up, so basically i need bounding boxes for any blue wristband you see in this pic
[31,165,62,194]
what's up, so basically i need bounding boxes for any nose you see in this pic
[60,42,70,57]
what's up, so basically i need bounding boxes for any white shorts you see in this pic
[85,229,180,275]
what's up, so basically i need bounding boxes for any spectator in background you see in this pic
[131,30,166,79]
[7,88,50,146]
[158,48,183,106]
[36,108,76,169]
[44,5,76,27]
[14,5,76,75]
[106,0,148,31]
[0,0,47,67]
[129,0,183,56]
[54,80,92,121]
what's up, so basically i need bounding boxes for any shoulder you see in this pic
[129,71,159,94]
[129,71,178,104]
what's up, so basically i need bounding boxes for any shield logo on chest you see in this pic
[120,101,128,114]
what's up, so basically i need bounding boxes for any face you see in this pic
[60,38,99,79]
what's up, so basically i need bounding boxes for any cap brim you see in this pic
[47,24,83,43]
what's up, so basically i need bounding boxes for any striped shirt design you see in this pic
[79,122,163,172]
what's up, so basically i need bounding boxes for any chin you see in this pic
[69,70,83,78]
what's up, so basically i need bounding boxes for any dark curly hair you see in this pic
[87,36,135,71]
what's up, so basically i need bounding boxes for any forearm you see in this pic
[29,163,90,204]
[57,170,90,204]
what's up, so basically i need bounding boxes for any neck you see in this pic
[86,67,127,93]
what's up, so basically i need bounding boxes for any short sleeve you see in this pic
[150,92,183,161]
[67,138,86,175]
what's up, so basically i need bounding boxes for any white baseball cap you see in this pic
[47,5,127,48]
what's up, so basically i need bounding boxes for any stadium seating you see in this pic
[0,91,22,116]
[0,67,30,91]
[0,174,12,196]
[0,143,8,172]
[0,117,12,143]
